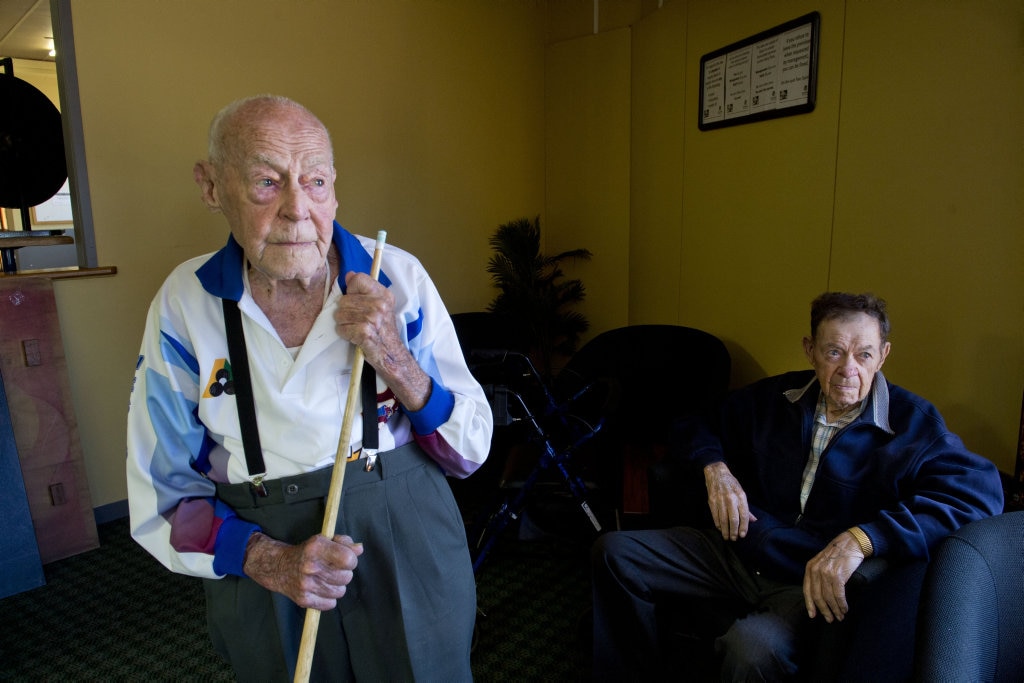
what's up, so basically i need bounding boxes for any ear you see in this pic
[878,341,892,369]
[802,336,815,364]
[193,161,222,212]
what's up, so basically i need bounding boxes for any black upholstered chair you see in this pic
[555,324,732,437]
[913,511,1024,683]
[449,310,529,359]
[554,324,732,518]
[648,479,928,681]
[809,557,927,681]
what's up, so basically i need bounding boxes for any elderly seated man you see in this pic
[591,292,1003,681]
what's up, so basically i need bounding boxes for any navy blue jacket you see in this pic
[683,370,1004,583]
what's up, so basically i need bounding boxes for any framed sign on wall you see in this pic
[699,12,820,131]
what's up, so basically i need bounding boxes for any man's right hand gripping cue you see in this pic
[704,461,758,541]
[242,532,364,610]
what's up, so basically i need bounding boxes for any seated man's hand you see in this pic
[704,462,757,541]
[243,532,364,610]
[802,530,865,623]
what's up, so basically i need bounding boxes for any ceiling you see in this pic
[0,0,55,64]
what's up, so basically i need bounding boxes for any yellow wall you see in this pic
[629,0,686,325]
[678,0,846,380]
[9,58,58,101]
[832,1,1024,468]
[623,0,1024,471]
[56,0,546,507]
[545,27,632,336]
[47,0,1024,510]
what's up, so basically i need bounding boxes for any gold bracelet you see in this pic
[849,526,873,557]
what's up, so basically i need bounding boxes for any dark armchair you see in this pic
[913,511,1024,682]
[648,441,927,681]
[555,324,732,519]
[649,473,927,680]
[808,557,927,681]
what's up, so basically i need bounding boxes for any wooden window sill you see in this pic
[0,266,117,280]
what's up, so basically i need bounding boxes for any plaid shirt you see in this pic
[799,392,865,512]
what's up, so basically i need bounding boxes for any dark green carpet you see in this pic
[0,518,234,682]
[0,516,592,681]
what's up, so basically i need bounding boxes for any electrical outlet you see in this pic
[49,482,67,506]
[22,339,42,367]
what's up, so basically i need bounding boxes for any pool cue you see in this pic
[294,230,387,683]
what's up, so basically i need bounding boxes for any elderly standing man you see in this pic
[590,292,1003,681]
[127,95,492,681]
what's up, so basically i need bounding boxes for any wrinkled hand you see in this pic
[243,532,364,610]
[334,272,406,370]
[334,272,430,411]
[802,531,865,623]
[704,462,757,541]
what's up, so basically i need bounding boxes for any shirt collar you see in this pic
[195,221,392,301]
[784,370,894,435]
[813,391,865,427]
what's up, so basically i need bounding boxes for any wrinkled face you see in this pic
[199,102,338,282]
[802,312,891,419]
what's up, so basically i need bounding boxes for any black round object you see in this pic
[0,73,68,209]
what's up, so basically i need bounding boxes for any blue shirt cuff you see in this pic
[405,379,455,435]
[212,516,262,577]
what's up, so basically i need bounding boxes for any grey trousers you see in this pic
[205,443,476,682]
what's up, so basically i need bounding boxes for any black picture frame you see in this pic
[698,12,820,131]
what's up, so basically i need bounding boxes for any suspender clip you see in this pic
[249,473,269,497]
[363,449,378,472]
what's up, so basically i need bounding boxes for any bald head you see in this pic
[207,95,334,169]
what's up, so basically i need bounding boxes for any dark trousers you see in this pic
[590,527,813,682]
[205,443,476,682]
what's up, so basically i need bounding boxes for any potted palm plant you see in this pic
[486,216,591,380]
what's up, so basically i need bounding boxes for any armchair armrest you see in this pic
[847,557,890,589]
[811,558,927,683]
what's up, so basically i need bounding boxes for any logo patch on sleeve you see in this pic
[203,359,235,398]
